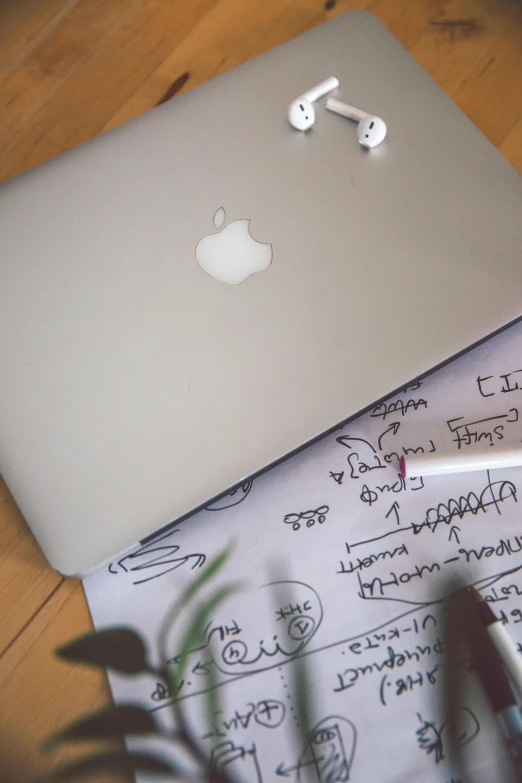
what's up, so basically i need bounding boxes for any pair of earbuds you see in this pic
[288,76,387,149]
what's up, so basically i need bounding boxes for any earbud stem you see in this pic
[300,76,339,104]
[325,98,367,123]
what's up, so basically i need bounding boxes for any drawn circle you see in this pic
[210,580,323,675]
[255,699,286,729]
[221,640,248,665]
[288,615,316,641]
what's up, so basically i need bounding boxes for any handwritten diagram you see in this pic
[84,319,522,782]
[205,480,254,511]
[283,507,329,531]
[107,530,206,585]
[209,740,263,782]
[415,707,480,765]
[205,581,323,675]
[297,716,357,782]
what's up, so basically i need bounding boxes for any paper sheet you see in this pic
[84,320,522,782]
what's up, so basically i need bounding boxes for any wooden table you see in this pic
[1,1,521,780]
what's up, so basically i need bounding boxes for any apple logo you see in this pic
[195,207,272,285]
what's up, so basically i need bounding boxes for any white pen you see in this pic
[399,444,522,478]
[471,586,522,698]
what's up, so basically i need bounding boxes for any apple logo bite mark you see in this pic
[195,208,272,285]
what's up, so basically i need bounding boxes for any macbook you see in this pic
[1,11,522,575]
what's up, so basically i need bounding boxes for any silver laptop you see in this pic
[1,11,522,576]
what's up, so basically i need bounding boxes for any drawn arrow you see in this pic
[449,526,461,544]
[275,758,320,777]
[378,422,400,450]
[385,501,400,526]
[192,660,212,675]
[166,644,206,666]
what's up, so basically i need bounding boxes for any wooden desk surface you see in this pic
[1,0,521,780]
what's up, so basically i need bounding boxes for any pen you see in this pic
[471,586,522,697]
[400,444,522,479]
[460,588,522,781]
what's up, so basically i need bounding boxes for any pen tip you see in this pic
[469,585,485,603]
[469,586,497,626]
[399,455,406,478]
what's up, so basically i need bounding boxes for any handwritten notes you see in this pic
[84,320,522,782]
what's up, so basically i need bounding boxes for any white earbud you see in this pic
[288,77,339,131]
[325,98,387,148]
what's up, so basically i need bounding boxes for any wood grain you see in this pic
[0,0,521,780]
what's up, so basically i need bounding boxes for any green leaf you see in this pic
[50,751,176,781]
[174,584,237,685]
[56,628,149,674]
[205,648,220,740]
[180,546,234,607]
[158,545,236,678]
[292,654,314,741]
[44,705,158,752]
[167,583,238,757]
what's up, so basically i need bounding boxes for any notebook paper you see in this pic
[84,320,522,782]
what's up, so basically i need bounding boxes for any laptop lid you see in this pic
[1,11,522,576]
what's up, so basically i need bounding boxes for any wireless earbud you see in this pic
[325,98,387,149]
[288,77,339,131]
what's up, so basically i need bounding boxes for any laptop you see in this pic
[1,11,522,576]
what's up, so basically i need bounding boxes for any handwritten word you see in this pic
[360,475,424,506]
[381,668,439,707]
[477,371,522,397]
[275,601,312,621]
[370,397,428,420]
[485,582,522,603]
[203,699,285,739]
[338,543,408,574]
[380,665,442,706]
[358,561,441,599]
[344,614,437,656]
[334,640,444,694]
[383,439,436,465]
[458,535,522,563]
[151,679,184,702]
[207,619,242,643]
[447,408,518,448]
[284,506,329,531]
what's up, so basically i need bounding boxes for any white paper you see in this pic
[84,320,522,783]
